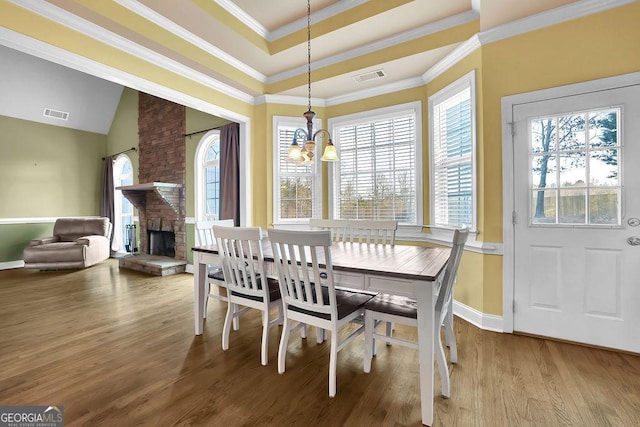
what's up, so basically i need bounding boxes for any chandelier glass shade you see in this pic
[286,0,339,165]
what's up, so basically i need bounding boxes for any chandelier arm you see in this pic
[312,128,332,143]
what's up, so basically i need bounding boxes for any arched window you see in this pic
[195,131,221,220]
[113,155,134,252]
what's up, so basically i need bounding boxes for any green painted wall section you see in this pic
[0,115,107,263]
[107,87,139,181]
[0,222,54,261]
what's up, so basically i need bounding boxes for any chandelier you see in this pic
[286,0,339,166]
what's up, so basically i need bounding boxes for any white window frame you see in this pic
[428,70,477,236]
[113,154,134,253]
[194,130,221,221]
[272,115,322,225]
[328,101,423,227]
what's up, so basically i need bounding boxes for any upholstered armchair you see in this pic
[23,217,112,270]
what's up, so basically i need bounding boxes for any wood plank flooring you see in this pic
[1,260,639,426]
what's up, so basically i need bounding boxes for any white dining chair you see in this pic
[268,228,377,397]
[347,219,397,245]
[195,219,235,320]
[363,227,469,398]
[213,225,283,366]
[309,218,349,242]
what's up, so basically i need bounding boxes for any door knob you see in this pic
[627,236,640,246]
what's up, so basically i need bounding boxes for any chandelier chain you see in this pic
[307,0,311,112]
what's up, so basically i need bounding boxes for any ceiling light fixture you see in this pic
[286,0,339,166]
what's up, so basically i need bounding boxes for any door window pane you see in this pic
[528,108,621,226]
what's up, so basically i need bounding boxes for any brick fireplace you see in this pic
[117,93,187,276]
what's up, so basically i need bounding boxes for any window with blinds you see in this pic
[429,71,476,229]
[331,105,419,224]
[273,117,321,223]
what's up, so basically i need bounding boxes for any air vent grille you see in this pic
[43,108,69,121]
[352,70,386,83]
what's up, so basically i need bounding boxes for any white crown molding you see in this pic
[6,0,633,112]
[268,0,369,42]
[8,0,255,105]
[0,28,251,124]
[422,35,481,85]
[478,0,637,46]
[215,0,269,38]
[115,0,266,82]
[256,94,326,107]
[267,10,479,84]
[325,76,425,106]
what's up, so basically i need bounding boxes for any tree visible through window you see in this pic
[530,108,620,225]
[331,103,420,224]
[273,117,320,223]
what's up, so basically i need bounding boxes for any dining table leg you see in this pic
[194,253,206,335]
[415,282,435,426]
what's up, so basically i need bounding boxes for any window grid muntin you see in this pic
[528,107,621,226]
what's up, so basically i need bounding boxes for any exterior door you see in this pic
[512,84,640,353]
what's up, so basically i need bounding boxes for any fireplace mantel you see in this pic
[116,182,183,216]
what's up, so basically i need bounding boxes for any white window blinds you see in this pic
[333,109,417,223]
[275,123,319,222]
[431,83,474,228]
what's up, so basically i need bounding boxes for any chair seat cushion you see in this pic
[289,286,375,320]
[230,276,281,302]
[208,269,225,281]
[365,294,417,319]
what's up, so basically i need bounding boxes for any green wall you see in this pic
[107,87,139,181]
[0,115,107,263]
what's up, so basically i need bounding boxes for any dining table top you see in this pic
[192,241,450,282]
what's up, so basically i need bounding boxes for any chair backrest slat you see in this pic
[195,219,234,246]
[309,218,349,242]
[213,225,267,300]
[269,229,335,317]
[347,219,398,245]
[434,227,469,316]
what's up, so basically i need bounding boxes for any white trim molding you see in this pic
[453,300,504,333]
[0,260,25,270]
[0,217,58,225]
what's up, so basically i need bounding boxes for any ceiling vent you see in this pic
[43,108,69,121]
[352,70,386,83]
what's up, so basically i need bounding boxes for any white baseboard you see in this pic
[185,264,194,274]
[0,260,25,270]
[453,299,504,333]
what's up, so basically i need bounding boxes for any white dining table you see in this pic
[192,241,450,426]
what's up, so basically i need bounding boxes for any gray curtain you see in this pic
[219,123,240,225]
[100,156,115,249]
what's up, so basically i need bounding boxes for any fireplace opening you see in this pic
[148,230,175,257]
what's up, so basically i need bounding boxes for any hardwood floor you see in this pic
[1,259,638,426]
